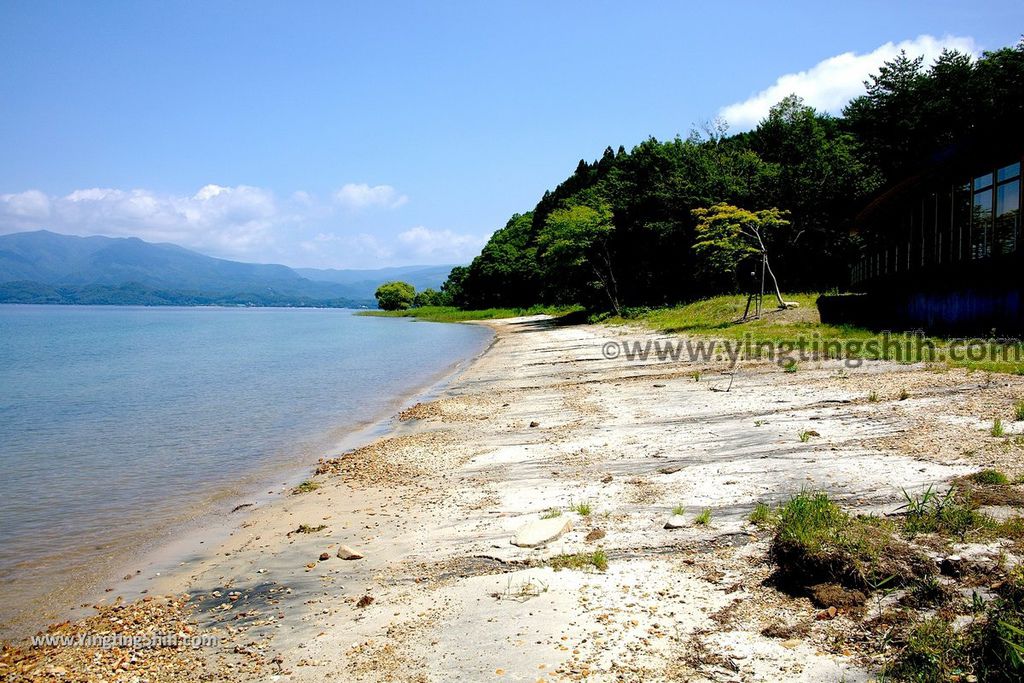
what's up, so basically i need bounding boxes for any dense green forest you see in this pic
[439,40,1024,312]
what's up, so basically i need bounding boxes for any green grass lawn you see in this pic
[356,304,581,323]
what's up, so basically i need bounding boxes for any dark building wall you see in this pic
[832,152,1023,335]
[821,254,1024,335]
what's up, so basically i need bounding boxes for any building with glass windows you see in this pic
[819,151,1023,334]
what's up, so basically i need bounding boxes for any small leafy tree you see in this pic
[691,203,790,308]
[538,201,621,314]
[412,287,443,307]
[374,281,416,310]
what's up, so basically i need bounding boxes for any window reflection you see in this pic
[972,188,992,259]
[995,179,1020,256]
[974,173,994,191]
[997,162,1021,183]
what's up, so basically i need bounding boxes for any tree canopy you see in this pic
[442,39,1024,311]
[374,281,416,310]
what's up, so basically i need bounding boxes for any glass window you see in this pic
[954,183,971,262]
[972,188,993,259]
[974,173,994,191]
[995,179,1021,256]
[997,162,1021,183]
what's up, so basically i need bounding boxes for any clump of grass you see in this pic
[783,359,798,373]
[749,502,776,527]
[798,430,813,443]
[992,417,1006,437]
[549,550,608,572]
[694,508,712,526]
[770,491,918,589]
[291,480,321,494]
[540,508,562,519]
[570,501,593,516]
[868,390,879,403]
[295,524,327,534]
[1015,400,1024,422]
[884,617,968,682]
[901,486,993,541]
[970,469,1010,485]
[671,504,685,516]
[885,567,1024,681]
[898,388,910,401]
[691,370,702,382]
[754,419,766,427]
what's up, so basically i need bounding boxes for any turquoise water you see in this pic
[0,305,491,635]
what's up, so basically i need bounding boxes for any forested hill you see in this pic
[441,41,1024,312]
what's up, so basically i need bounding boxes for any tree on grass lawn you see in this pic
[375,281,416,310]
[691,203,791,310]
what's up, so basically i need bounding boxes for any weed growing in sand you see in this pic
[970,469,1010,485]
[799,430,813,443]
[694,509,712,526]
[783,359,798,373]
[540,508,562,519]
[868,390,879,403]
[570,501,593,516]
[295,524,327,534]
[901,486,992,541]
[992,418,1006,437]
[494,575,549,601]
[671,504,685,516]
[883,566,1024,681]
[754,419,766,427]
[1015,401,1024,422]
[549,550,608,572]
[749,502,776,526]
[691,370,702,382]
[898,388,910,401]
[292,480,321,494]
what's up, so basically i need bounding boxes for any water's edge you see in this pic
[52,320,497,637]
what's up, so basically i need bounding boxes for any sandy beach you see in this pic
[6,314,1024,682]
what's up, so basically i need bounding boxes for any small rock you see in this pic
[658,465,682,475]
[318,552,330,562]
[781,638,801,649]
[336,545,364,560]
[585,529,606,542]
[601,474,613,484]
[815,606,838,620]
[512,516,572,548]
[529,421,540,428]
[356,595,374,608]
[663,515,687,530]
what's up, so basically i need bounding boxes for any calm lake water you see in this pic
[0,305,491,637]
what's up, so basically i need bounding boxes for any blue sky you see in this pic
[1,1,1022,269]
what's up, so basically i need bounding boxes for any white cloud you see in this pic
[398,226,486,259]
[0,182,483,268]
[0,190,51,227]
[718,34,979,130]
[333,183,408,210]
[43,184,280,255]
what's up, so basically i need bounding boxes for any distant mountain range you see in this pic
[0,230,456,307]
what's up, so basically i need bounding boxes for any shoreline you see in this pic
[0,315,493,643]
[6,315,1024,681]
